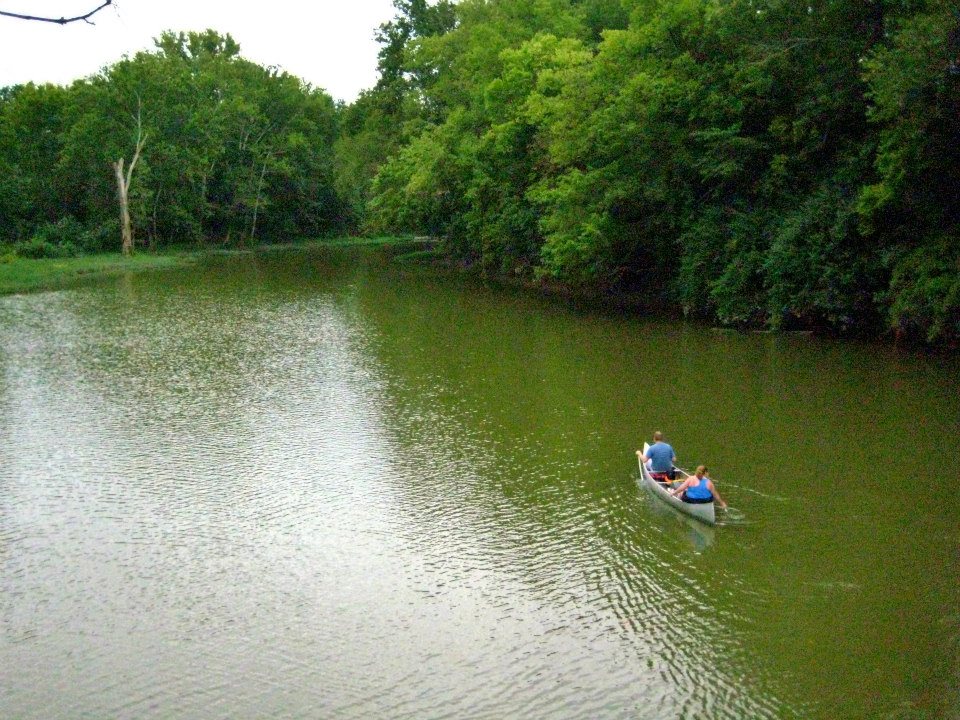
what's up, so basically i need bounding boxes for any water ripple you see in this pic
[4,256,945,719]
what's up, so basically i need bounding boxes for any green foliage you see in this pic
[859,5,959,226]
[78,222,118,254]
[676,206,769,326]
[0,82,72,241]
[366,112,475,240]
[764,158,884,334]
[855,2,960,342]
[2,1,958,345]
[1,29,344,255]
[333,1,459,230]
[888,239,960,343]
[353,0,960,344]
[15,217,86,258]
[531,168,611,283]
[15,237,78,260]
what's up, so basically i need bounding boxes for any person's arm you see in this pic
[670,479,691,497]
[636,449,650,463]
[707,480,727,509]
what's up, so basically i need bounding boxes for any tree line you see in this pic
[2,1,958,345]
[0,30,344,258]
[344,0,959,345]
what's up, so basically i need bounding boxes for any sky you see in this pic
[0,0,399,102]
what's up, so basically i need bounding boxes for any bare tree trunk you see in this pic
[113,99,147,256]
[113,157,133,255]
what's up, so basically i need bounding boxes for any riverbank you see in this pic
[5,237,947,351]
[397,247,960,351]
[0,252,201,296]
[0,237,425,297]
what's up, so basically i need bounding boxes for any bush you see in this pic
[78,222,117,253]
[16,217,85,258]
[40,217,84,245]
[16,235,80,259]
[888,239,960,344]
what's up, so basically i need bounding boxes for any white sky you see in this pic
[0,0,399,102]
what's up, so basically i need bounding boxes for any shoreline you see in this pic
[2,236,953,353]
[0,236,421,297]
[0,251,202,297]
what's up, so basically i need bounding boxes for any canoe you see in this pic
[638,442,716,526]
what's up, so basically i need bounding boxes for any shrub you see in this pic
[78,222,117,253]
[16,217,85,258]
[888,239,960,344]
[15,235,80,259]
[39,217,85,245]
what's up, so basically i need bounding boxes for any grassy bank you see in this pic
[318,235,439,255]
[0,251,199,296]
[247,235,433,251]
[316,235,423,247]
[0,237,433,297]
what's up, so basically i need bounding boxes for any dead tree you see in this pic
[112,102,147,256]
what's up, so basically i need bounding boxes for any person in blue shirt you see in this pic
[636,431,676,484]
[671,465,727,509]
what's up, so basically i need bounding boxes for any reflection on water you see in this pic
[0,247,957,719]
[639,481,718,552]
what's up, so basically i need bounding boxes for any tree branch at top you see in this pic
[0,0,113,25]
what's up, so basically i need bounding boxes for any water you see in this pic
[1,246,957,719]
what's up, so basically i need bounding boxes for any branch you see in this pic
[0,0,112,25]
[125,97,146,188]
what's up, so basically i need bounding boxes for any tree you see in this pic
[859,2,960,341]
[112,99,146,255]
[0,83,72,243]
[356,0,958,345]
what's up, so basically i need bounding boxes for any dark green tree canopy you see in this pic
[352,0,960,345]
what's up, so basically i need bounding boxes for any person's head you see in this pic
[695,465,707,477]
[653,431,663,442]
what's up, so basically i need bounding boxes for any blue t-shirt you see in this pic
[646,442,675,472]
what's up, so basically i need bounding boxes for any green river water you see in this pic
[1,245,958,719]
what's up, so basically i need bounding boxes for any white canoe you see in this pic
[639,442,716,526]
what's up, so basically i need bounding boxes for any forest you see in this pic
[1,0,958,345]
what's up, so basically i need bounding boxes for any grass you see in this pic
[0,251,200,296]
[393,248,444,264]
[315,235,436,249]
[0,236,439,296]
[317,236,402,247]
[244,235,428,250]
